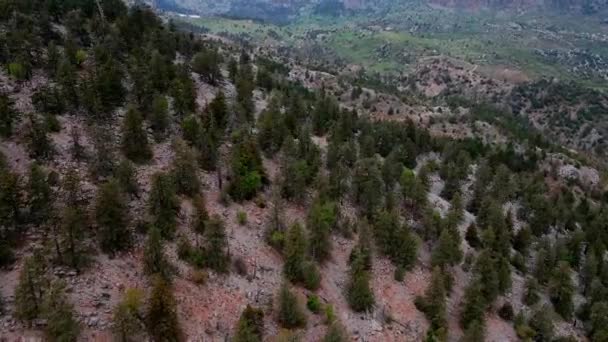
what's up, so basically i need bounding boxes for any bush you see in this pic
[277,283,307,329]
[394,266,405,282]
[234,257,248,276]
[237,211,248,225]
[189,269,208,285]
[302,261,321,291]
[307,295,322,314]
[498,302,514,321]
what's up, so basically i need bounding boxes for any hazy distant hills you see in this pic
[150,0,607,19]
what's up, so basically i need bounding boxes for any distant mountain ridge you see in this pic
[149,0,607,19]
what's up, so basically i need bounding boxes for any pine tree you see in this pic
[148,172,179,239]
[0,93,16,137]
[461,319,485,342]
[473,250,499,303]
[115,159,139,196]
[146,276,181,342]
[26,163,52,225]
[346,254,374,312]
[170,65,196,117]
[204,215,230,273]
[192,49,222,85]
[590,301,608,342]
[549,261,574,320]
[257,97,287,157]
[191,195,209,237]
[323,321,348,342]
[151,94,169,140]
[307,198,337,262]
[121,106,152,163]
[14,250,48,321]
[228,135,265,201]
[460,279,486,330]
[234,305,264,342]
[96,179,131,253]
[415,267,447,339]
[143,226,171,280]
[277,283,307,329]
[283,223,307,283]
[0,166,20,237]
[42,280,80,342]
[465,224,481,249]
[353,158,384,217]
[171,140,200,197]
[113,288,145,342]
[374,210,418,270]
[26,115,54,160]
[59,169,88,270]
[91,127,116,179]
[209,90,228,129]
[431,227,462,268]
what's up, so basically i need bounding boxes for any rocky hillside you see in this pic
[1,2,608,342]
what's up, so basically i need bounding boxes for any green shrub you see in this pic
[8,62,27,80]
[307,295,322,314]
[237,211,248,225]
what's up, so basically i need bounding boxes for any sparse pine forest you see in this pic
[0,1,607,341]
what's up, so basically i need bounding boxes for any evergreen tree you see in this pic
[26,115,54,160]
[373,210,418,270]
[113,288,145,342]
[42,280,80,342]
[26,163,52,225]
[209,90,228,129]
[171,140,201,197]
[473,250,499,303]
[523,278,540,306]
[115,159,139,196]
[353,158,384,217]
[144,226,171,280]
[191,195,208,236]
[283,223,307,283]
[400,168,428,215]
[460,279,486,331]
[96,179,131,254]
[151,94,169,140]
[192,49,222,85]
[431,228,462,268]
[529,306,554,342]
[228,135,265,201]
[323,322,348,342]
[346,253,374,312]
[465,224,481,249]
[170,65,196,117]
[146,276,181,342]
[590,301,608,342]
[234,305,264,342]
[307,198,337,262]
[415,267,447,340]
[121,106,152,163]
[277,283,307,329]
[14,250,48,321]
[59,170,87,270]
[549,261,574,320]
[461,319,485,342]
[0,93,16,137]
[0,167,20,248]
[204,215,230,273]
[148,172,179,239]
[91,127,116,179]
[257,96,287,157]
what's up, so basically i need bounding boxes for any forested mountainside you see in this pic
[0,1,608,342]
